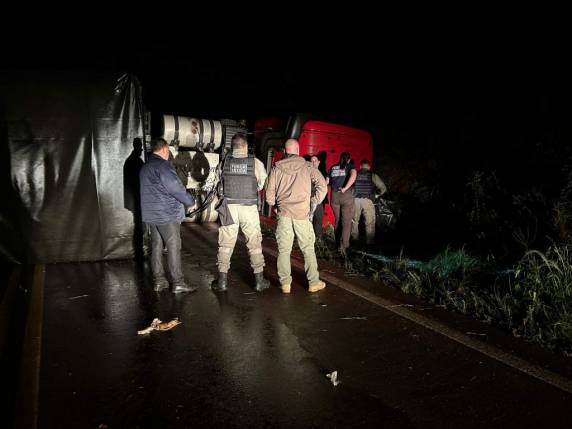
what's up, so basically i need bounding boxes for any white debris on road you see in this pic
[326,371,340,386]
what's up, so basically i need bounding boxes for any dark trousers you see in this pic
[312,203,324,238]
[148,223,184,286]
[330,191,355,250]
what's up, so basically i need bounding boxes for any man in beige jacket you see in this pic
[265,139,328,293]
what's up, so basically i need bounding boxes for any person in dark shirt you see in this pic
[327,152,357,255]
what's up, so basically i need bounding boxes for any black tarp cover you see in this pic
[0,72,144,263]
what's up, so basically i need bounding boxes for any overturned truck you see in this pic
[156,115,247,224]
[0,71,251,263]
[0,71,378,264]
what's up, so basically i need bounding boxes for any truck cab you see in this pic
[256,114,373,227]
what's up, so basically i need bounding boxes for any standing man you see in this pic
[266,139,327,294]
[327,152,357,255]
[140,138,197,293]
[211,133,271,292]
[352,159,387,245]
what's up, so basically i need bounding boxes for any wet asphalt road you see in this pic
[37,224,571,428]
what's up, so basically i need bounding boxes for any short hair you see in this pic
[231,133,248,150]
[151,138,169,153]
[360,159,370,166]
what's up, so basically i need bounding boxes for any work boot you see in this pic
[254,272,270,292]
[211,272,228,292]
[153,279,170,292]
[308,280,326,293]
[172,282,198,294]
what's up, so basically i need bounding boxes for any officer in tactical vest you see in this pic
[211,133,271,292]
[352,159,387,245]
[327,152,357,255]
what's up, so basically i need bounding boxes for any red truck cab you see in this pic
[256,115,373,227]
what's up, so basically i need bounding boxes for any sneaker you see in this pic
[308,281,326,293]
[153,280,170,292]
[172,283,198,294]
[281,284,291,294]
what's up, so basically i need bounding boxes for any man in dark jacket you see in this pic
[140,138,197,293]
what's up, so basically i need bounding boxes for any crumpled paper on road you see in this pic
[138,318,181,335]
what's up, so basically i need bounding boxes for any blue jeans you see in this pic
[148,223,184,286]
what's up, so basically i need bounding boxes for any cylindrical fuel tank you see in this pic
[162,115,223,151]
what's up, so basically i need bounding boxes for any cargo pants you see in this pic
[330,191,355,250]
[275,215,320,287]
[216,204,265,273]
[352,197,376,244]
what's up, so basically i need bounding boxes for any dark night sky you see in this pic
[4,36,569,117]
[3,34,572,180]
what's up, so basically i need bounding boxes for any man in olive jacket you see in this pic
[265,139,327,293]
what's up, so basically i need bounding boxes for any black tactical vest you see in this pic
[222,155,258,205]
[354,170,375,199]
